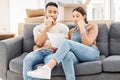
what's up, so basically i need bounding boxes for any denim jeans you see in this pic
[23,49,53,80]
[45,39,100,80]
[54,40,100,63]
[44,51,79,80]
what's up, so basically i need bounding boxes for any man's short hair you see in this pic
[46,2,58,9]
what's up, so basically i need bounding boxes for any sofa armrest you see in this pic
[0,36,23,80]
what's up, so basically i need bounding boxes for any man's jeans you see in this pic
[23,49,53,80]
[45,40,100,80]
[23,48,79,80]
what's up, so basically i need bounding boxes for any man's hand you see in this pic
[46,17,55,28]
[33,45,58,52]
[52,47,58,53]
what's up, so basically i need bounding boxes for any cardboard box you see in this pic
[18,23,25,35]
[25,16,44,23]
[18,23,41,35]
[59,4,87,22]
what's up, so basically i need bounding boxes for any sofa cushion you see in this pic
[67,24,75,29]
[51,55,105,76]
[103,55,120,72]
[23,24,75,53]
[109,22,120,55]
[23,23,109,55]
[52,60,102,76]
[9,53,104,75]
[23,23,109,56]
[9,52,28,74]
[23,24,39,52]
[66,24,109,56]
[96,24,109,56]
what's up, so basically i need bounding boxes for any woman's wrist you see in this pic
[80,27,86,33]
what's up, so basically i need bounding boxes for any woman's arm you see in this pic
[77,19,98,46]
[81,24,98,46]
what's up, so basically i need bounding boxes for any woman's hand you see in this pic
[77,19,86,30]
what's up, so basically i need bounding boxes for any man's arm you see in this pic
[34,17,56,47]
[34,27,49,47]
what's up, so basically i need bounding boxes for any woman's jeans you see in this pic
[44,39,100,80]
[23,49,53,80]
[44,51,79,80]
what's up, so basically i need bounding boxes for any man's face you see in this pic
[45,6,58,21]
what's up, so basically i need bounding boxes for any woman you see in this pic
[27,6,100,80]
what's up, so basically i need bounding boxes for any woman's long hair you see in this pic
[73,7,88,24]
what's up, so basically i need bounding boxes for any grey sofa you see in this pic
[1,22,120,80]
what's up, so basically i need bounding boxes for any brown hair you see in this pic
[73,7,88,24]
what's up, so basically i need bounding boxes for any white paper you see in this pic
[47,32,65,48]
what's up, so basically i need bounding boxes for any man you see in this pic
[23,2,69,80]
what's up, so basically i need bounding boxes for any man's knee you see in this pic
[23,56,31,66]
[23,54,39,66]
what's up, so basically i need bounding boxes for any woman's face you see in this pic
[72,11,86,24]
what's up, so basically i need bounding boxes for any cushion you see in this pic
[51,55,105,76]
[26,9,44,18]
[23,23,109,55]
[25,17,44,23]
[9,52,28,74]
[52,60,102,76]
[9,53,104,75]
[96,24,109,56]
[109,22,120,55]
[66,24,109,56]
[103,55,120,72]
[67,24,75,29]
[23,24,75,52]
[23,24,39,52]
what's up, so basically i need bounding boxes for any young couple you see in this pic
[23,2,100,80]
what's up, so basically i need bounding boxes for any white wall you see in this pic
[0,0,10,33]
[46,0,82,4]
[9,0,45,35]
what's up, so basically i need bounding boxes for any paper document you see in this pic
[47,32,65,48]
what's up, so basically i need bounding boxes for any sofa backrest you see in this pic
[23,24,76,52]
[23,24,39,52]
[67,24,109,56]
[96,24,109,56]
[23,23,109,56]
[109,22,120,55]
